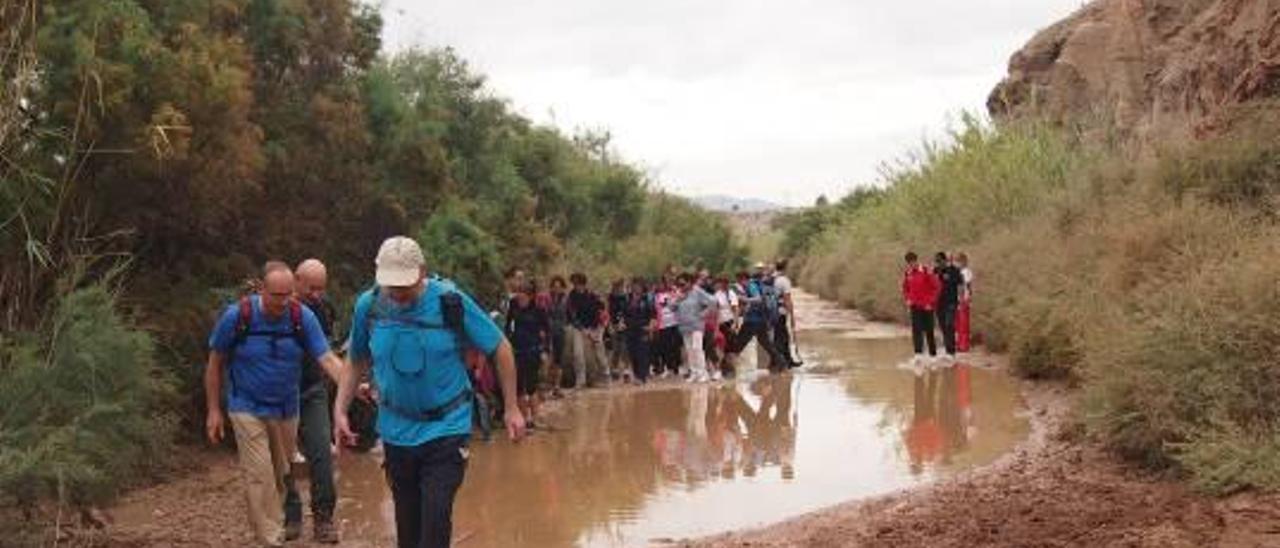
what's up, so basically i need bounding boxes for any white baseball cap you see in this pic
[375,236,425,287]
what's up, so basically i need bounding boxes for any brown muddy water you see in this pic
[329,319,1029,546]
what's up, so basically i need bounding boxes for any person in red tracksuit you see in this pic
[902,251,941,360]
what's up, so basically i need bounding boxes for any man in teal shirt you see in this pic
[333,236,525,548]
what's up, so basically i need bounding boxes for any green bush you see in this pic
[793,112,1280,492]
[0,286,177,508]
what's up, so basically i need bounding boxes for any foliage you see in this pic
[790,112,1280,492]
[0,285,176,508]
[1,4,747,516]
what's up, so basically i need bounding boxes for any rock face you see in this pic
[990,0,1280,142]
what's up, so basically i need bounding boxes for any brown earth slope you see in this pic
[989,0,1280,141]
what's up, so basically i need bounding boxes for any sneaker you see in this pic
[314,518,339,544]
[284,520,302,542]
[709,370,722,381]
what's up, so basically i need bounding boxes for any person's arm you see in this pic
[333,355,367,448]
[204,306,238,445]
[204,351,227,444]
[334,293,371,448]
[902,270,911,307]
[301,307,344,384]
[491,339,525,440]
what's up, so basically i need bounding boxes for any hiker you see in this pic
[505,281,550,427]
[933,251,964,360]
[623,277,657,383]
[333,236,525,548]
[671,272,718,383]
[547,276,570,392]
[282,259,340,543]
[653,275,683,378]
[606,278,632,383]
[712,276,740,378]
[566,272,609,388]
[696,269,718,364]
[499,267,525,321]
[954,252,974,353]
[902,251,941,363]
[205,262,345,547]
[772,260,800,368]
[721,269,787,375]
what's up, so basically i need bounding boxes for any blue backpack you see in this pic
[364,277,473,423]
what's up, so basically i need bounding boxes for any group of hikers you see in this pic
[901,251,975,364]
[201,235,803,548]
[492,259,804,433]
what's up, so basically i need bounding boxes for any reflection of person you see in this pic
[904,371,942,475]
[938,367,964,464]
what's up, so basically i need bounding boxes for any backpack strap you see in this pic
[234,296,253,345]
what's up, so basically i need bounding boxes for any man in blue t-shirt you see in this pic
[205,263,345,548]
[333,236,525,548]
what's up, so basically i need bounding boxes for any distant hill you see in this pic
[691,194,786,213]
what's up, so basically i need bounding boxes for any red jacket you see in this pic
[903,265,941,310]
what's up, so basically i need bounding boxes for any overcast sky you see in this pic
[381,1,1086,207]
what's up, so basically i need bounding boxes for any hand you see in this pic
[505,408,527,442]
[357,382,373,402]
[206,409,225,445]
[333,411,357,450]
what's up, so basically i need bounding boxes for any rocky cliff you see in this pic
[990,0,1280,141]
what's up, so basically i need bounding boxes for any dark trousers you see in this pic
[285,382,335,523]
[936,303,957,355]
[383,435,470,548]
[910,308,937,356]
[658,327,682,374]
[772,314,796,367]
[626,329,651,382]
[728,321,785,371]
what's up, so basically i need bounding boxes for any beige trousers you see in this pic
[230,413,298,547]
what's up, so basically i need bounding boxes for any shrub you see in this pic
[0,286,177,509]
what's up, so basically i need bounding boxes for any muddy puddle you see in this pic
[328,323,1029,546]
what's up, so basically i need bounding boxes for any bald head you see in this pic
[296,258,327,304]
[261,268,295,318]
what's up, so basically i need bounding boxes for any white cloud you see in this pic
[381,0,1087,206]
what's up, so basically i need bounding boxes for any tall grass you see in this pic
[796,112,1280,492]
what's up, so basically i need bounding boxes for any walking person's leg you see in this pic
[382,443,423,548]
[773,315,794,366]
[591,328,610,386]
[628,330,650,383]
[922,310,937,356]
[292,384,337,541]
[419,435,469,548]
[910,308,926,356]
[752,323,786,373]
[663,328,681,376]
[571,327,588,388]
[938,304,957,356]
[689,330,708,381]
[230,413,286,546]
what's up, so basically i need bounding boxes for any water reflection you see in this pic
[904,364,975,474]
[332,339,1028,547]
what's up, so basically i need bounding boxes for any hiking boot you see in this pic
[314,518,339,544]
[284,520,302,542]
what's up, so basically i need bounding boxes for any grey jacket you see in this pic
[671,285,717,334]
